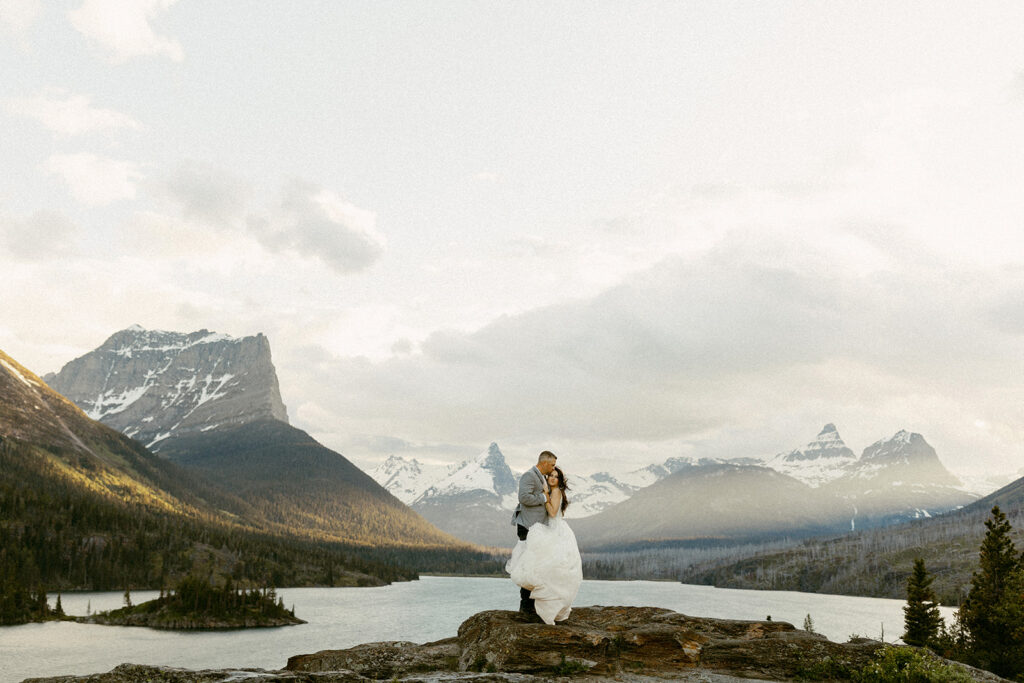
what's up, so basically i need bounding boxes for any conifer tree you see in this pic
[957,506,1024,678]
[903,558,943,647]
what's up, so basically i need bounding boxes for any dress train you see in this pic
[506,512,582,624]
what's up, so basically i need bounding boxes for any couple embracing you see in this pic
[506,450,583,624]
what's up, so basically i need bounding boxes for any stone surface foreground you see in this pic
[24,606,1000,682]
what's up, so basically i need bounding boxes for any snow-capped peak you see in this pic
[368,454,445,505]
[46,326,288,449]
[413,443,517,504]
[860,430,927,464]
[766,423,858,487]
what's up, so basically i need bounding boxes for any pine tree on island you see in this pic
[902,558,943,648]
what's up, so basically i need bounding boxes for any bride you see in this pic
[506,466,583,624]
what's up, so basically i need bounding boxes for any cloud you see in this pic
[7,89,141,136]
[281,232,1024,475]
[247,181,385,274]
[68,0,183,63]
[0,0,41,34]
[47,152,141,205]
[152,160,250,225]
[0,211,77,261]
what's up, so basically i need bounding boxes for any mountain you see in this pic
[408,443,519,547]
[157,420,465,546]
[824,429,972,529]
[45,326,288,449]
[368,455,447,506]
[572,462,848,550]
[765,423,858,487]
[572,427,975,551]
[0,348,421,622]
[45,327,475,551]
[375,426,974,550]
[371,450,707,525]
[0,348,214,514]
[840,430,961,486]
[567,471,637,517]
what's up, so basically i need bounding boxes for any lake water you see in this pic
[0,576,957,682]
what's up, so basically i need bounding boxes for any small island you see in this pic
[78,576,304,630]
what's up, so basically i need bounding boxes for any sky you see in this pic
[3,1,1024,481]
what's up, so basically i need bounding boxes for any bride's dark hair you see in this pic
[552,466,570,513]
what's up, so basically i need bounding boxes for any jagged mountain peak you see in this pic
[475,442,505,468]
[766,423,857,487]
[46,326,288,450]
[415,443,517,503]
[840,429,962,489]
[861,430,928,463]
[98,326,245,354]
[367,454,443,505]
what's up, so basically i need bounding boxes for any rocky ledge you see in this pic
[25,606,1004,682]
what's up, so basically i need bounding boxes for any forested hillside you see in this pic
[0,350,501,625]
[673,501,1024,604]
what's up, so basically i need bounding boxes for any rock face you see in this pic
[31,606,1002,682]
[44,326,288,450]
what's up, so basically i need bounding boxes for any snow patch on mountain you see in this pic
[0,358,38,388]
[371,446,715,519]
[765,423,858,487]
[46,326,288,449]
[415,442,517,504]
[368,455,446,505]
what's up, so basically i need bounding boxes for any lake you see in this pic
[0,576,957,682]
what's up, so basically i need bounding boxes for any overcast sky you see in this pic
[3,1,1024,480]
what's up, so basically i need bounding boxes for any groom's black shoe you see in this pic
[516,608,543,623]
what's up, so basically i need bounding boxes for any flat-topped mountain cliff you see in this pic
[45,326,288,449]
[42,327,473,551]
[0,348,420,603]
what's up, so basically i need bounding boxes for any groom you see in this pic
[511,450,557,615]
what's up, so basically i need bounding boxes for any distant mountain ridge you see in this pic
[570,425,975,550]
[368,445,747,546]
[362,424,970,550]
[45,326,288,449]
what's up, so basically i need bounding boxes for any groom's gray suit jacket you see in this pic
[512,466,548,529]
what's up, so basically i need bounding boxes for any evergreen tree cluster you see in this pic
[903,506,1024,680]
[103,574,296,624]
[0,437,501,625]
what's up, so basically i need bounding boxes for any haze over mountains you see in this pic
[373,423,977,549]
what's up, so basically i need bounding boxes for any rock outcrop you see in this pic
[45,326,288,450]
[25,606,1004,682]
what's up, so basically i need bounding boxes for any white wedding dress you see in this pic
[505,510,583,624]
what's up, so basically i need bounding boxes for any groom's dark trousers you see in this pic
[516,524,534,613]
